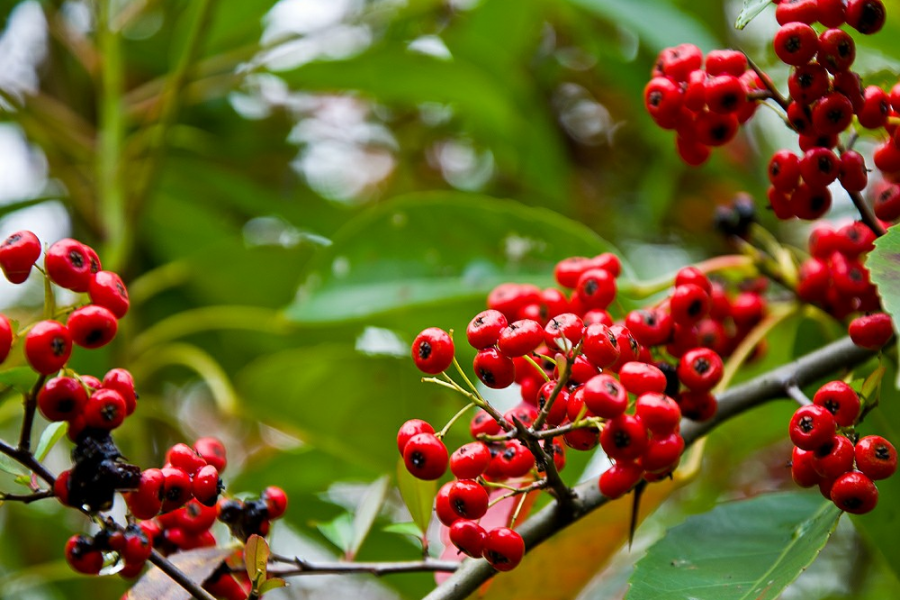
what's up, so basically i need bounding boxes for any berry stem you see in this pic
[0,439,55,486]
[264,556,460,577]
[486,480,546,509]
[847,189,886,237]
[744,52,789,111]
[18,374,47,454]
[785,382,812,406]
[531,353,572,431]
[522,355,551,383]
[716,302,797,394]
[511,417,576,513]
[147,549,218,600]
[437,402,476,439]
[509,485,531,528]
[622,255,755,298]
[0,489,53,503]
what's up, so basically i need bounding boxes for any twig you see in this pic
[0,439,56,486]
[265,556,460,577]
[785,382,812,406]
[0,489,53,503]
[18,374,47,453]
[847,190,886,237]
[745,53,789,110]
[147,550,218,600]
[423,336,874,600]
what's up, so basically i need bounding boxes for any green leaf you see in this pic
[0,368,38,394]
[258,578,287,594]
[348,475,390,559]
[396,458,435,536]
[0,453,27,478]
[317,512,354,554]
[626,493,841,600]
[244,534,269,582]
[735,0,771,30]
[34,422,66,463]
[566,0,719,54]
[862,365,886,404]
[383,521,425,538]
[866,229,900,385]
[284,192,621,324]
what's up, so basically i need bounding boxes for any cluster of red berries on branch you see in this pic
[403,252,779,571]
[789,380,896,513]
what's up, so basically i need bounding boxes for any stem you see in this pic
[785,383,812,406]
[847,189,886,237]
[522,355,551,383]
[18,375,47,453]
[0,440,56,486]
[424,336,874,600]
[745,53,789,110]
[147,550,218,600]
[486,480,545,508]
[437,402,475,439]
[531,352,572,431]
[621,255,755,299]
[97,0,127,271]
[266,556,459,577]
[0,489,53,503]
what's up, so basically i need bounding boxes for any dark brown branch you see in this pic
[847,189,886,237]
[266,555,460,577]
[0,439,56,486]
[18,374,47,453]
[0,489,53,503]
[147,550,218,600]
[424,336,873,600]
[745,53,789,110]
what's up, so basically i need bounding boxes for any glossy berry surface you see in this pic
[482,527,525,572]
[403,433,448,480]
[829,471,879,514]
[45,238,93,292]
[0,230,41,283]
[24,320,72,375]
[67,305,118,349]
[411,328,454,374]
[855,435,897,480]
[448,479,489,519]
[397,419,435,455]
[789,405,837,451]
[449,520,487,558]
[88,271,130,318]
[37,376,88,422]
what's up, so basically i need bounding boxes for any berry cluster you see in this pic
[789,380,897,513]
[216,485,288,542]
[405,254,774,570]
[0,231,129,375]
[64,526,152,578]
[645,45,762,165]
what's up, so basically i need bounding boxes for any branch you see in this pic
[424,336,873,600]
[266,556,460,577]
[147,550,218,600]
[0,439,56,486]
[18,374,47,452]
[0,489,53,503]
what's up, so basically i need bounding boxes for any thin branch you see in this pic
[18,374,47,452]
[147,550,218,600]
[745,53,789,110]
[847,189,886,237]
[265,556,460,577]
[785,382,812,406]
[0,489,53,503]
[424,336,874,600]
[0,439,56,486]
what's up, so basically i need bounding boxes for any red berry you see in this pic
[262,485,288,519]
[121,527,153,565]
[811,434,855,479]
[829,471,879,513]
[397,419,435,455]
[855,435,897,480]
[489,439,535,478]
[411,327,454,374]
[608,325,641,371]
[600,414,649,461]
[45,239,93,292]
[839,150,869,193]
[450,442,492,479]
[24,320,72,375]
[0,314,11,364]
[791,183,831,220]
[644,77,684,128]
[482,527,525,572]
[845,0,886,34]
[791,447,822,488]
[102,368,138,416]
[677,390,718,421]
[635,393,681,436]
[582,323,620,368]
[466,310,508,349]
[504,402,538,429]
[67,305,118,349]
[654,44,703,82]
[449,520,488,558]
[812,381,860,427]
[192,437,226,472]
[817,29,856,74]
[435,482,460,527]
[788,63,829,106]
[775,0,818,25]
[536,380,569,426]
[192,465,222,507]
[88,271,130,318]
[498,319,544,357]
[619,362,667,396]
[0,230,41,284]
[166,443,208,476]
[470,410,501,438]
[670,284,710,325]
[695,110,739,146]
[599,461,644,499]
[705,50,747,77]
[37,376,88,422]
[677,348,723,392]
[563,425,601,451]
[575,268,617,310]
[858,86,890,129]
[473,348,516,389]
[582,374,628,419]
[82,388,126,430]
[676,135,711,166]
[54,469,72,506]
[787,102,813,135]
[789,404,836,450]
[799,148,839,188]
[624,308,672,347]
[773,23,819,66]
[65,534,103,575]
[812,92,854,135]
[544,313,584,352]
[448,479,488,519]
[848,313,894,350]
[403,433,448,480]
[160,466,193,513]
[817,0,847,26]
[640,432,685,472]
[704,75,746,115]
[873,183,900,221]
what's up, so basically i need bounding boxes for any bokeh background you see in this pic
[1,0,900,598]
